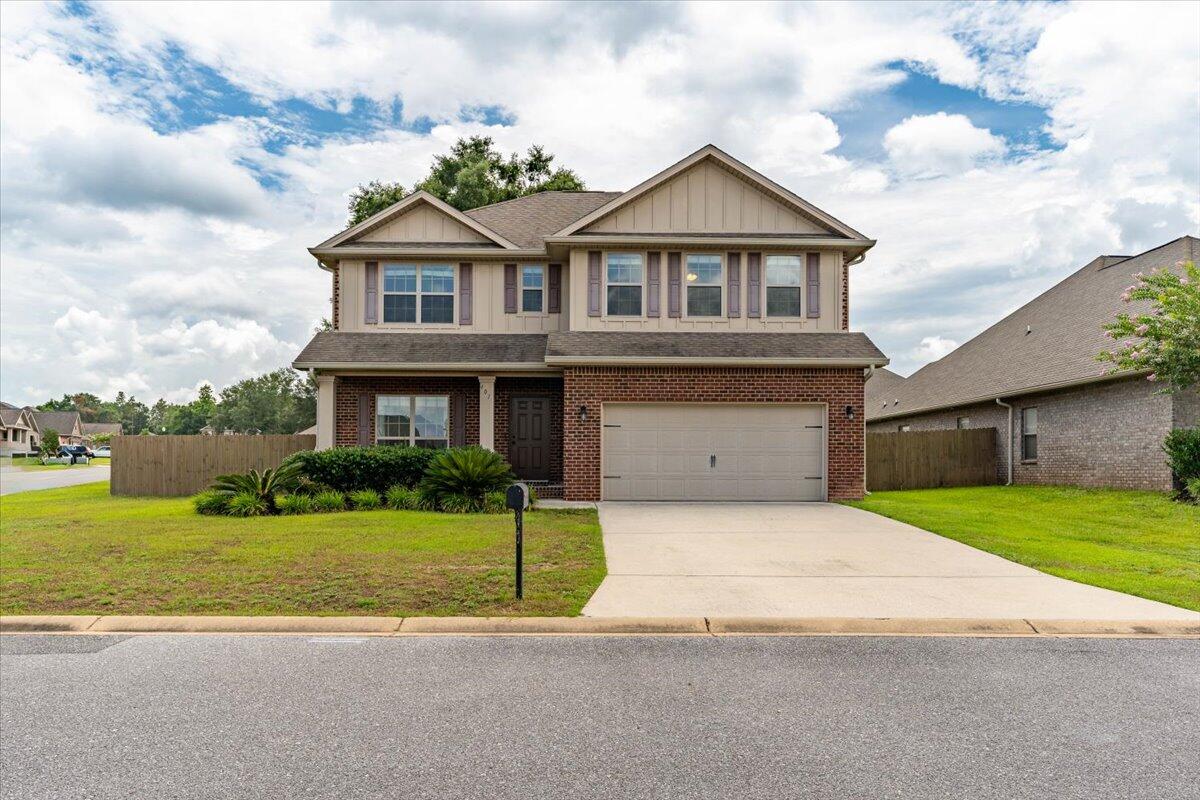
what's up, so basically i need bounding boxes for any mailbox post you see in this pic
[505,483,529,599]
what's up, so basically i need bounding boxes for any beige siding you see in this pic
[337,260,564,333]
[356,204,491,243]
[582,160,831,235]
[566,248,844,332]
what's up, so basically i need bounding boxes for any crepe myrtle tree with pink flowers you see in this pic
[1098,260,1200,393]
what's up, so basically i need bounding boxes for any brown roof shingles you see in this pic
[464,191,622,249]
[294,333,550,366]
[545,332,886,362]
[869,235,1199,421]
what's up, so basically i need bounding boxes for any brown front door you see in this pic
[510,396,550,480]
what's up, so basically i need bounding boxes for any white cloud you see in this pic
[914,336,960,362]
[883,112,1006,177]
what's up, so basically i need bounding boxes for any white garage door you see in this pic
[602,404,826,501]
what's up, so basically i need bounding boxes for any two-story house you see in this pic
[294,145,889,501]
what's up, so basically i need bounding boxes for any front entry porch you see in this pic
[319,373,565,496]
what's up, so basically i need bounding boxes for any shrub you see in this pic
[311,489,346,513]
[283,446,436,494]
[225,491,270,517]
[1187,477,1200,503]
[386,484,421,510]
[293,476,334,496]
[416,485,442,512]
[193,490,230,516]
[1163,428,1200,487]
[277,494,315,515]
[348,489,383,510]
[483,490,507,514]
[419,447,515,508]
[210,462,303,514]
[439,492,481,514]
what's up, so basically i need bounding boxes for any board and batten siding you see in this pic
[566,248,844,332]
[337,261,566,333]
[581,160,830,235]
[357,204,491,243]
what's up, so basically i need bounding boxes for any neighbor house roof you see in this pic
[293,332,551,370]
[868,235,1199,422]
[0,404,32,429]
[81,422,123,436]
[864,367,907,410]
[464,192,622,249]
[30,410,82,435]
[545,332,887,366]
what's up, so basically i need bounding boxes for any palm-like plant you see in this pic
[419,447,515,507]
[210,461,303,514]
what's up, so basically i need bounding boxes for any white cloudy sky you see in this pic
[1,0,1197,405]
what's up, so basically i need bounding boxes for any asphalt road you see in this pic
[2,634,1197,800]
[0,465,109,495]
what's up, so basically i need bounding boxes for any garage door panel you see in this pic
[602,403,825,501]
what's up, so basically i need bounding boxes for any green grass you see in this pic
[0,483,605,617]
[14,457,109,472]
[846,486,1200,611]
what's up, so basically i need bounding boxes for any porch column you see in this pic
[478,375,496,450]
[315,373,335,450]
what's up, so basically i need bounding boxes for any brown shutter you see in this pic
[746,253,762,318]
[646,252,661,318]
[459,263,472,325]
[357,393,372,446]
[806,253,820,318]
[667,251,682,318]
[451,393,466,446]
[547,263,562,313]
[503,264,517,313]
[726,252,741,317]
[587,251,602,317]
[364,261,378,325]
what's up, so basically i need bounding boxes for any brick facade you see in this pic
[493,376,565,484]
[867,376,1187,490]
[334,376,480,448]
[562,366,866,501]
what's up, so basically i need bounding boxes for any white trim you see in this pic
[293,361,556,372]
[314,191,519,250]
[682,252,725,319]
[375,394,451,448]
[545,355,889,367]
[603,251,646,318]
[518,264,548,316]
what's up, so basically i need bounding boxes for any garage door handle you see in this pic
[603,475,621,479]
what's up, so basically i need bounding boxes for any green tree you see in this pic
[211,369,315,434]
[38,429,60,462]
[347,180,408,227]
[345,137,586,225]
[1098,261,1200,392]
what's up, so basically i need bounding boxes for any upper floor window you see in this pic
[522,266,544,313]
[606,253,643,316]
[383,264,454,324]
[1021,407,1038,461]
[765,255,802,317]
[957,417,970,429]
[377,395,449,449]
[685,254,723,317]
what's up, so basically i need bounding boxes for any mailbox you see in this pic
[505,482,529,511]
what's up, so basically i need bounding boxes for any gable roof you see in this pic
[552,144,870,241]
[313,190,519,251]
[31,409,82,435]
[869,235,1199,421]
[864,368,908,411]
[81,422,123,436]
[0,403,35,429]
[464,191,622,249]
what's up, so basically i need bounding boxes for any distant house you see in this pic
[198,425,216,435]
[296,424,317,436]
[0,402,40,456]
[81,422,123,443]
[866,236,1200,491]
[29,410,85,446]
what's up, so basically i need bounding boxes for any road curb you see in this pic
[1,615,1197,637]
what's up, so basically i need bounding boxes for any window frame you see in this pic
[898,424,912,433]
[520,264,546,315]
[683,253,724,319]
[604,252,645,318]
[375,395,450,449]
[956,417,970,429]
[764,253,805,319]
[381,263,456,325]
[1021,406,1038,462]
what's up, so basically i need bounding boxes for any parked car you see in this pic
[58,444,91,463]
[93,446,111,458]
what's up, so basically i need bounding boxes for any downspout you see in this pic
[994,398,1013,486]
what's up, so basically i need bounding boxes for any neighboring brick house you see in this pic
[866,236,1200,491]
[81,422,123,444]
[0,402,40,456]
[294,145,889,501]
[29,409,85,446]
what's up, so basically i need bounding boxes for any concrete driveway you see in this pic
[581,502,1200,620]
[0,465,110,496]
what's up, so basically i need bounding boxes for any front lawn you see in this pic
[14,457,110,471]
[847,486,1200,611]
[0,483,605,617]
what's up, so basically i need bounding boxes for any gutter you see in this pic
[995,398,1013,486]
[541,235,876,249]
[544,355,889,368]
[309,247,548,260]
[292,361,557,372]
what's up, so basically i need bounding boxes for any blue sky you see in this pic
[1,1,1197,405]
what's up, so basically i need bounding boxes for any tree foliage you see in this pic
[345,136,585,225]
[38,429,60,461]
[1098,261,1200,392]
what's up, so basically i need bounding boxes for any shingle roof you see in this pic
[31,410,81,434]
[293,332,550,367]
[464,191,622,249]
[81,422,123,436]
[0,406,27,427]
[864,368,907,410]
[545,332,887,363]
[868,235,1199,421]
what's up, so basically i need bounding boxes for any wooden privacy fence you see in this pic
[111,435,316,496]
[866,428,997,492]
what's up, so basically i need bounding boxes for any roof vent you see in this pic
[1025,325,1032,335]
